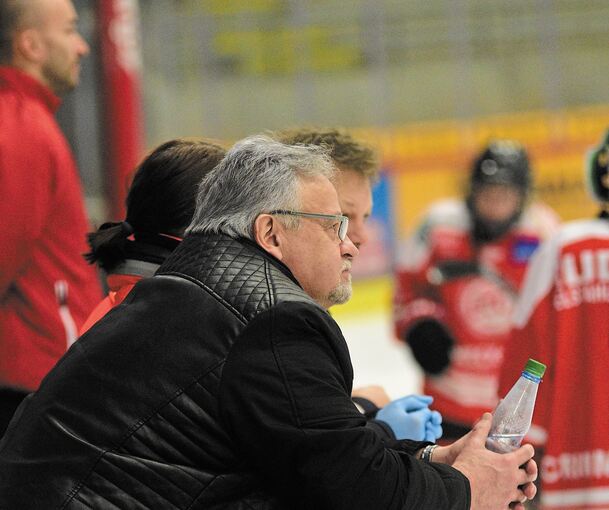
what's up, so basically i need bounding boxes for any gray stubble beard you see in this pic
[328,281,352,306]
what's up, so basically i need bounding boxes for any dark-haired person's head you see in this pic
[86,139,226,272]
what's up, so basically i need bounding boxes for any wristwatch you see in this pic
[420,444,438,462]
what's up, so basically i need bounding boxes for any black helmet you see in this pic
[470,140,532,193]
[586,129,609,204]
[467,140,531,243]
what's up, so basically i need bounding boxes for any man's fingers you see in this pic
[429,410,442,425]
[516,467,536,487]
[411,408,431,421]
[468,413,492,442]
[522,458,538,479]
[509,485,531,507]
[522,481,537,500]
[510,443,535,467]
[515,461,538,488]
[402,395,433,411]
[516,457,537,481]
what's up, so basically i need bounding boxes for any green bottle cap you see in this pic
[524,358,546,378]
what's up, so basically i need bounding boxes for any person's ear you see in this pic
[253,214,284,260]
[14,28,45,64]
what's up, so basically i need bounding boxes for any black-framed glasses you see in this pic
[270,210,349,242]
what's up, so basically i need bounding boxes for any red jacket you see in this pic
[0,67,102,391]
[393,198,559,427]
[79,274,140,336]
[499,218,609,510]
[79,236,182,335]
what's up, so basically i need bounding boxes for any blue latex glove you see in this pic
[376,394,443,442]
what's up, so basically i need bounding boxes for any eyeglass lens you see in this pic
[338,217,349,241]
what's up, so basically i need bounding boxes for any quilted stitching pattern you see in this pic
[0,233,316,509]
[158,233,319,322]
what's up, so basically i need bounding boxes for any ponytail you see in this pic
[85,221,133,271]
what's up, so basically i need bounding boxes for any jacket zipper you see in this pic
[54,280,78,348]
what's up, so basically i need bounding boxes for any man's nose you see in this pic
[78,34,90,56]
[340,235,359,258]
[348,223,368,250]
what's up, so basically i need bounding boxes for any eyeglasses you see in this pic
[270,210,349,242]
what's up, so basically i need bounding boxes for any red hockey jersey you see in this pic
[394,198,559,427]
[499,218,609,510]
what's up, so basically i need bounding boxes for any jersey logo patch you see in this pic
[512,237,539,263]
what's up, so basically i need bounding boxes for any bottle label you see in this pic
[521,371,541,383]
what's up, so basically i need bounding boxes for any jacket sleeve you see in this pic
[219,302,470,510]
[351,398,399,440]
[393,221,455,374]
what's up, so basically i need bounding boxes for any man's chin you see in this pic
[328,283,352,306]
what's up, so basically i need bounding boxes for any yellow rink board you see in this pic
[356,104,609,233]
[332,276,393,322]
[338,104,609,321]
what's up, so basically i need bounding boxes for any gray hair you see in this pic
[186,135,336,239]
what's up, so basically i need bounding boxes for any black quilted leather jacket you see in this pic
[0,233,470,509]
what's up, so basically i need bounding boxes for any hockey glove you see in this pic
[405,319,454,375]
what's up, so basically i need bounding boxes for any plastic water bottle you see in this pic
[486,358,546,453]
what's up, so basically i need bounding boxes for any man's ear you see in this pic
[14,28,45,64]
[253,214,284,260]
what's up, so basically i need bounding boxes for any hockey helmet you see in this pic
[586,129,609,204]
[470,140,532,193]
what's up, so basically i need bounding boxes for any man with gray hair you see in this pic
[0,135,537,509]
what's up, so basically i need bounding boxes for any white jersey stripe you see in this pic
[543,486,609,507]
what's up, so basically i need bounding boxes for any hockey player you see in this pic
[498,130,609,510]
[393,140,560,441]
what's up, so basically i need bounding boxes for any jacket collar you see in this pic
[236,235,302,288]
[159,232,304,292]
[111,259,162,279]
[0,66,61,113]
[157,232,318,323]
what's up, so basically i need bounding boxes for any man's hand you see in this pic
[376,394,443,441]
[433,413,537,510]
